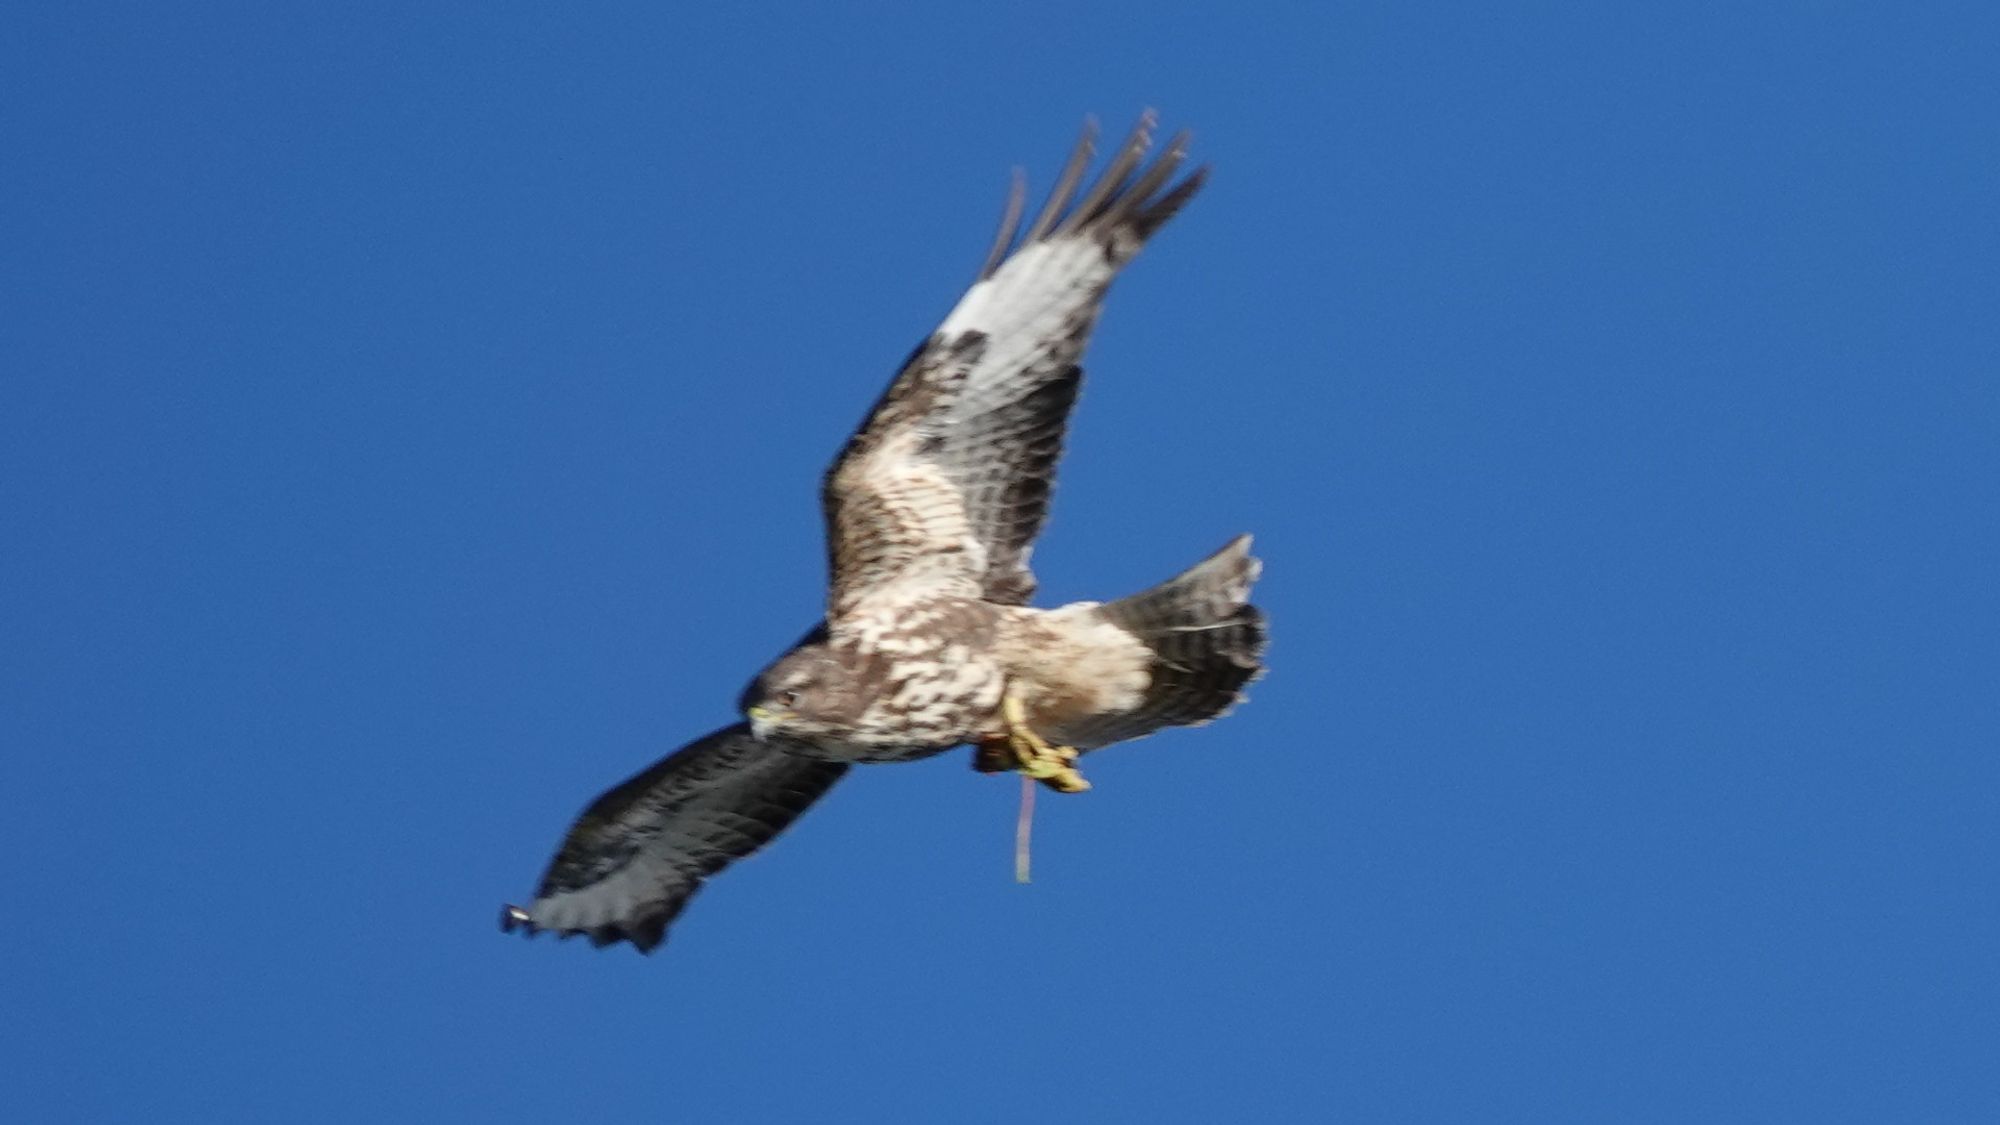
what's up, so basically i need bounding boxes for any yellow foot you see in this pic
[999,695,1090,794]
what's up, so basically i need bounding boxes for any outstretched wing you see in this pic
[501,723,847,953]
[823,114,1207,615]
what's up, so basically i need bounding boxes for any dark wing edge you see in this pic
[976,110,1208,284]
[500,723,848,954]
[825,113,1209,610]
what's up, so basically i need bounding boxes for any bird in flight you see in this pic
[502,114,1266,953]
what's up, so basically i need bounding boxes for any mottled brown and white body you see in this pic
[744,597,1150,762]
[746,530,1263,783]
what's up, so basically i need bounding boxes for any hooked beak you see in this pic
[745,705,780,740]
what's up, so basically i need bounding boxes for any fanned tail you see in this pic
[1073,535,1267,749]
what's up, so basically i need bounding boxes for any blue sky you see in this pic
[5,3,1996,1121]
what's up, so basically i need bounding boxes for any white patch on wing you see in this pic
[935,239,1111,416]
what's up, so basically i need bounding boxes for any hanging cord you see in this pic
[1014,775,1036,883]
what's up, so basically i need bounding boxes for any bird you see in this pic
[502,114,1265,953]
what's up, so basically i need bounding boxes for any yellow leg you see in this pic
[1000,694,1091,794]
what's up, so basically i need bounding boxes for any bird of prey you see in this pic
[503,114,1265,953]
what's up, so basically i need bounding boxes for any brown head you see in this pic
[739,642,872,741]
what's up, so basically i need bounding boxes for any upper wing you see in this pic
[823,114,1208,615]
[500,723,847,953]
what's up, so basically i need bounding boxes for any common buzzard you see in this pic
[503,115,1265,953]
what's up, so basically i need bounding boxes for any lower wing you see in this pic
[501,722,848,953]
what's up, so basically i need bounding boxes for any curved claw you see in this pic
[998,695,1091,793]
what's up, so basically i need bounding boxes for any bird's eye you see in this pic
[778,689,800,707]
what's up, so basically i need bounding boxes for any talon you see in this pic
[999,694,1091,793]
[1035,760,1092,794]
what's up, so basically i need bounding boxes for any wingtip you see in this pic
[500,900,675,954]
[500,903,536,936]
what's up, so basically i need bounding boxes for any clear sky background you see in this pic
[5,3,1996,1121]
